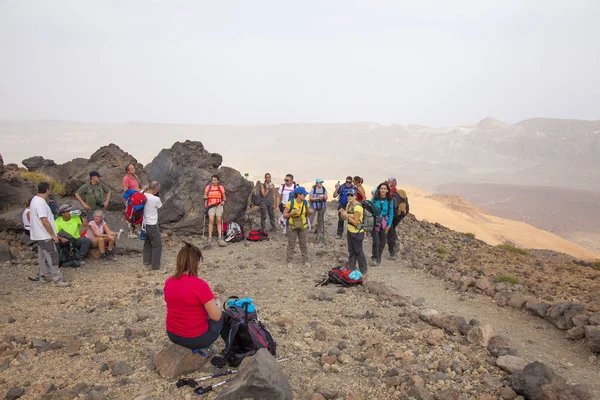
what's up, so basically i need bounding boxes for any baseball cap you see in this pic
[89,171,101,178]
[295,186,309,196]
[315,178,324,183]
[347,188,357,196]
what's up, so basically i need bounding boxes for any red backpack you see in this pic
[246,230,269,242]
[317,267,364,287]
[124,190,147,225]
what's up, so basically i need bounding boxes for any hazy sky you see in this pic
[0,0,598,126]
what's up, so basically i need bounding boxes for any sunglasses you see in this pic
[285,179,291,182]
[347,193,355,197]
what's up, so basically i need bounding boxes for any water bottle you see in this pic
[117,229,124,240]
[70,210,82,216]
[139,229,146,241]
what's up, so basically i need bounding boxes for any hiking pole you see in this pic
[201,200,207,239]
[194,376,236,395]
[175,370,237,388]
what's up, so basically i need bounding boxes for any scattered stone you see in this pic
[314,387,338,399]
[475,277,493,291]
[426,329,445,346]
[585,300,600,312]
[540,381,591,400]
[589,312,600,326]
[30,338,48,351]
[5,386,25,400]
[413,298,425,306]
[310,394,326,400]
[546,302,587,330]
[94,343,108,354]
[525,300,552,317]
[566,327,586,341]
[467,324,494,347]
[494,291,513,307]
[507,294,528,309]
[136,313,150,322]
[429,314,469,335]
[71,382,90,396]
[111,361,133,376]
[154,344,210,378]
[496,355,527,374]
[499,386,518,400]
[419,308,439,322]
[216,348,292,399]
[315,327,327,341]
[584,326,600,353]
[333,319,347,327]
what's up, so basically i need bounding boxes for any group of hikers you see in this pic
[23,168,409,288]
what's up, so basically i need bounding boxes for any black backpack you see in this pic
[212,297,276,368]
[58,239,82,268]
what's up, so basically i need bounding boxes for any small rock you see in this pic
[496,355,527,374]
[566,326,586,340]
[315,327,327,341]
[467,324,494,347]
[94,343,108,354]
[508,294,528,309]
[584,325,600,353]
[314,387,338,399]
[111,361,133,376]
[71,382,90,396]
[419,308,439,322]
[426,329,445,346]
[310,394,326,400]
[5,386,25,400]
[499,386,518,400]
[526,301,551,318]
[413,298,425,306]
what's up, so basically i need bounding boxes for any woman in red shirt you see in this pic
[164,242,223,350]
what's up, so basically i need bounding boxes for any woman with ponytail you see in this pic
[370,182,394,265]
[164,242,223,350]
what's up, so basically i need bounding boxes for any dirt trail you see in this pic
[374,256,600,397]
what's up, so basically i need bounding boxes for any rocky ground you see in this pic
[0,206,599,400]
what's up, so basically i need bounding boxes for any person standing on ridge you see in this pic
[370,182,394,265]
[259,173,277,231]
[122,163,148,238]
[30,182,71,287]
[338,188,368,277]
[204,175,227,247]
[334,176,357,239]
[277,174,297,214]
[387,177,410,260]
[309,178,328,243]
[143,181,163,270]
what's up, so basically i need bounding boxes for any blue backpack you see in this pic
[337,184,357,206]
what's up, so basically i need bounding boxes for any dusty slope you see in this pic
[299,181,599,261]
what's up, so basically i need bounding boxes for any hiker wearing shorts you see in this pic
[86,210,118,261]
[30,182,71,287]
[204,175,227,246]
[283,186,314,267]
[164,242,224,351]
[339,188,368,276]
[259,173,277,231]
[309,178,328,243]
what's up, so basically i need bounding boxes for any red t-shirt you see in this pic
[122,175,140,191]
[164,274,215,337]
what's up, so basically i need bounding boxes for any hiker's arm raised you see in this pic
[204,300,222,321]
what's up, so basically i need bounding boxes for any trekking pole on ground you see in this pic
[175,370,237,388]
[194,376,236,395]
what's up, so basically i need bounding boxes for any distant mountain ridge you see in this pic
[0,117,598,191]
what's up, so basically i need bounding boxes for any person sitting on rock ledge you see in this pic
[164,242,223,352]
[85,210,118,261]
[55,204,91,263]
[75,171,111,213]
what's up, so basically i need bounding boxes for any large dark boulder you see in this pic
[510,361,591,400]
[0,178,36,214]
[22,156,56,171]
[26,144,147,211]
[0,153,4,176]
[146,141,252,234]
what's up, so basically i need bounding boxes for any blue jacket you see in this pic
[373,198,394,221]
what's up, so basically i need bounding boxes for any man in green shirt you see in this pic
[75,171,111,212]
[55,204,91,259]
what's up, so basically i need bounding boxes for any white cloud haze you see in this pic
[0,0,599,126]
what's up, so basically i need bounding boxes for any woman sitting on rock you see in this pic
[85,210,117,260]
[164,242,223,351]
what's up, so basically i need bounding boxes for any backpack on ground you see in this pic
[58,240,82,268]
[223,221,244,243]
[317,267,363,287]
[124,190,147,225]
[394,189,410,220]
[213,297,277,368]
[246,230,268,242]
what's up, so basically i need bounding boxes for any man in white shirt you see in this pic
[30,182,71,287]
[276,174,297,213]
[142,181,163,270]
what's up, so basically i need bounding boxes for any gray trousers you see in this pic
[347,231,367,274]
[73,237,92,258]
[286,227,309,263]
[143,224,162,270]
[310,207,326,241]
[37,239,63,282]
[259,202,276,230]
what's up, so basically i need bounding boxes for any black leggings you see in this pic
[167,315,225,350]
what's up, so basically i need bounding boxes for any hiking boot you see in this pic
[128,233,138,239]
[39,275,52,284]
[79,260,86,266]
[106,251,116,260]
[53,280,71,287]
[99,253,114,262]
[370,259,379,266]
[336,235,342,240]
[388,253,397,260]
